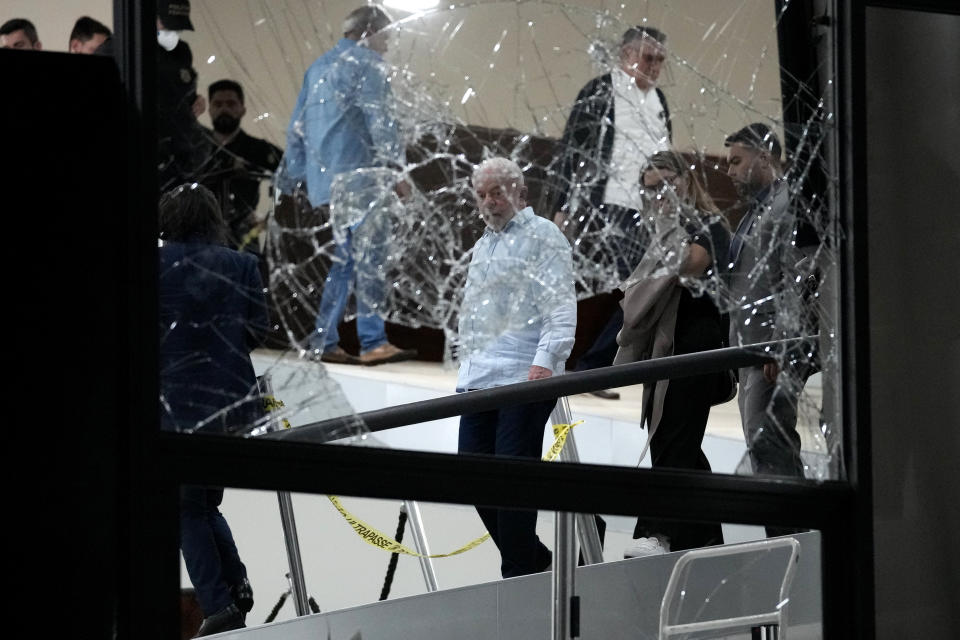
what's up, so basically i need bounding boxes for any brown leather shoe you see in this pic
[315,346,362,365]
[359,343,418,366]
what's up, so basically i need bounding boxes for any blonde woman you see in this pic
[616,150,732,557]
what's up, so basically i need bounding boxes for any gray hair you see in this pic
[620,25,666,48]
[342,6,392,37]
[472,157,525,190]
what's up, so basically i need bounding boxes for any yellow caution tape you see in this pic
[263,389,584,557]
[262,395,292,430]
[327,496,490,558]
[542,420,584,462]
[237,226,261,253]
[260,391,484,556]
[326,420,585,557]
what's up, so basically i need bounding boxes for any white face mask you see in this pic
[157,29,180,51]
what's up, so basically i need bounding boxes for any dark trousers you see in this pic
[573,305,624,372]
[458,398,556,578]
[634,371,725,551]
[180,486,248,616]
[737,365,805,478]
[573,202,642,374]
[737,363,808,538]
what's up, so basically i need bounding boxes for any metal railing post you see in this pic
[551,398,604,565]
[277,492,311,616]
[553,511,578,639]
[401,501,439,592]
[260,374,312,617]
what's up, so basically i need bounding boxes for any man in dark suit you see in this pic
[724,123,806,479]
[552,26,673,399]
[159,183,266,635]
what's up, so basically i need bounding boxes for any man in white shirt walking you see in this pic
[552,26,673,399]
[457,157,576,578]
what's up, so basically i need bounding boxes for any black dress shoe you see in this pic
[231,578,254,614]
[589,389,620,400]
[195,603,245,637]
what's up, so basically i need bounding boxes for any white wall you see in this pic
[7,1,784,154]
[182,0,783,155]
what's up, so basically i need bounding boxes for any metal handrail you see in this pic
[254,335,812,621]
[263,337,815,443]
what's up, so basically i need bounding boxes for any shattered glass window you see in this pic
[158,0,842,482]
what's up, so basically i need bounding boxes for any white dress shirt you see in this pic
[603,67,671,209]
[456,207,577,390]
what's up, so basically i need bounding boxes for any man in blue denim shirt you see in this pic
[457,157,576,578]
[278,5,416,366]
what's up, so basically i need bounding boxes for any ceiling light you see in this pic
[383,0,441,14]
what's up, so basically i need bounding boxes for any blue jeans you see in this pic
[458,397,556,577]
[310,228,388,354]
[180,486,248,616]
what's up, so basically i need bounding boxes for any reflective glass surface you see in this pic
[157,1,842,483]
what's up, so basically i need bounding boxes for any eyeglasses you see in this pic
[640,173,682,200]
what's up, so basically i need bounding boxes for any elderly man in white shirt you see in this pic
[456,157,576,578]
[551,26,672,400]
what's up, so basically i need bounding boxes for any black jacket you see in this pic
[157,41,204,190]
[159,241,269,432]
[551,73,672,215]
[196,128,283,246]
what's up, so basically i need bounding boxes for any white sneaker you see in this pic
[623,536,669,558]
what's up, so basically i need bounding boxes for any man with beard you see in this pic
[457,157,576,578]
[199,79,283,252]
[724,123,806,480]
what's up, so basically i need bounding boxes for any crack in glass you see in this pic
[161,0,841,482]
